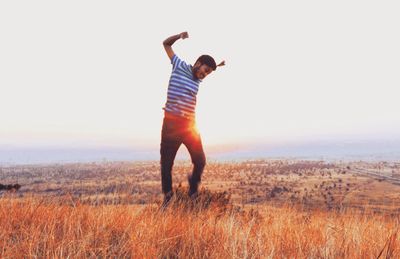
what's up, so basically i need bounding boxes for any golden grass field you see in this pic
[1,159,400,258]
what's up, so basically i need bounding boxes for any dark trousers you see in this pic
[160,113,206,195]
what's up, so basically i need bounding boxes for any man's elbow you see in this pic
[163,43,173,53]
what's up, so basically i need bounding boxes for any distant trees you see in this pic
[0,183,21,191]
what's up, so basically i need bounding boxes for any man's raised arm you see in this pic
[163,32,189,60]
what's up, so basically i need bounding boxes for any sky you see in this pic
[1,0,400,151]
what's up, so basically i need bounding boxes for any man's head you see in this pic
[192,55,217,80]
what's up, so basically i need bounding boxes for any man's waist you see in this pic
[164,111,195,122]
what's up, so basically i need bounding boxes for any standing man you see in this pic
[160,31,224,206]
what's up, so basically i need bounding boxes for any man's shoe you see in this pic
[188,187,198,198]
[161,191,173,210]
[187,174,199,198]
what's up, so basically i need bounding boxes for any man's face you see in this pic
[192,62,213,80]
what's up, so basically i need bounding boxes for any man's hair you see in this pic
[195,55,217,71]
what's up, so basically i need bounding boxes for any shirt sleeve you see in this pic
[171,54,181,70]
[171,54,189,71]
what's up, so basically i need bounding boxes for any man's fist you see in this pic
[180,32,189,39]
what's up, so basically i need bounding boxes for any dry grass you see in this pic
[1,188,400,258]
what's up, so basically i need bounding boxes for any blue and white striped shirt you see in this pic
[163,54,202,120]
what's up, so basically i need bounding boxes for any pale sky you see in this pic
[1,0,399,149]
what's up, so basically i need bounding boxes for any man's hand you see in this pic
[180,31,189,39]
[163,32,189,60]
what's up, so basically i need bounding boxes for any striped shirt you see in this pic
[163,54,202,120]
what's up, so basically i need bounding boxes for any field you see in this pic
[1,159,400,257]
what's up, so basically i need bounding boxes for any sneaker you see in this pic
[161,191,173,210]
[187,174,199,198]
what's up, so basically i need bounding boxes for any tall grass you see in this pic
[0,190,399,258]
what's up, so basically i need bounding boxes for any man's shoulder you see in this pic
[172,54,191,71]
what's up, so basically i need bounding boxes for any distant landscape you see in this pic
[1,138,400,165]
[2,159,400,212]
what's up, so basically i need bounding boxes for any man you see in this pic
[160,31,224,207]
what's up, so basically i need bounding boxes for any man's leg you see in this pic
[183,130,206,197]
[160,118,182,202]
